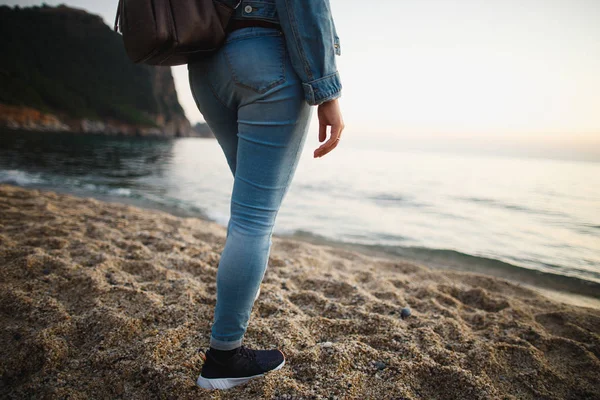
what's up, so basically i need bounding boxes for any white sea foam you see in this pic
[0,169,44,186]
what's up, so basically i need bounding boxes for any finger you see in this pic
[314,124,342,158]
[319,123,327,142]
[314,123,331,156]
[314,136,340,158]
[315,121,342,155]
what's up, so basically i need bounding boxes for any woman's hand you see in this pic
[314,98,344,158]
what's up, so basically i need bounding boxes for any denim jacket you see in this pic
[218,0,342,105]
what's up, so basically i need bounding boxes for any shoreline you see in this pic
[13,183,599,310]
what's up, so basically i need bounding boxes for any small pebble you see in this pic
[374,361,386,370]
[320,341,333,348]
[400,307,411,320]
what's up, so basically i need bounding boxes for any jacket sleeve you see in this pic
[275,0,342,106]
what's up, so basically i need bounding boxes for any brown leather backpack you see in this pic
[113,0,240,66]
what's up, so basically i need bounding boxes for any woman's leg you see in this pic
[188,27,313,350]
[210,90,312,350]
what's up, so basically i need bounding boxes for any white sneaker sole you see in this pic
[196,358,285,390]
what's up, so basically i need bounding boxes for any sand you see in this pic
[1,184,599,399]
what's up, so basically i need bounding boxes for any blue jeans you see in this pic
[187,27,313,350]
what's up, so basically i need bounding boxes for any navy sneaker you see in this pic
[197,345,285,390]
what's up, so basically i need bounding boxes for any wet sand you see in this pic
[1,184,599,399]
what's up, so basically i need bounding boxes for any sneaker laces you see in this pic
[236,345,257,361]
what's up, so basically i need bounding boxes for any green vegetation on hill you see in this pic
[0,4,183,127]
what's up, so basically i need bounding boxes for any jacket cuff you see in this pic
[302,71,342,106]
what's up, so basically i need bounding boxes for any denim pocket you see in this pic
[224,31,286,94]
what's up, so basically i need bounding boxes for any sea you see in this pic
[1,129,599,290]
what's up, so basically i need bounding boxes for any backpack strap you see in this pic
[113,0,122,32]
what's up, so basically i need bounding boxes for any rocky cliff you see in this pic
[0,4,197,137]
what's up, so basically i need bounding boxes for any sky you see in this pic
[3,0,600,159]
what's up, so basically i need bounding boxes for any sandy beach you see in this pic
[1,184,599,399]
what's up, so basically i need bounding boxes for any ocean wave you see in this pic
[458,196,566,218]
[368,192,430,210]
[370,194,406,203]
[108,187,132,196]
[369,193,407,207]
[579,223,600,232]
[1,169,136,200]
[80,183,134,197]
[0,169,44,186]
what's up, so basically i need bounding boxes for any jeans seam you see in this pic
[189,62,236,113]
[268,115,309,237]
[225,31,282,44]
[207,77,236,112]
[235,174,286,190]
